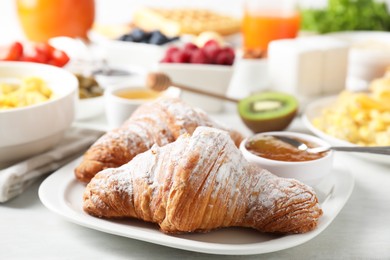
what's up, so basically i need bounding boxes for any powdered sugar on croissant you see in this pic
[74,98,243,183]
[83,126,322,234]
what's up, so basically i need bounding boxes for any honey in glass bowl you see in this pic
[16,0,95,42]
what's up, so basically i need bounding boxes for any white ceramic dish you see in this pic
[302,95,390,165]
[0,61,78,167]
[39,156,354,255]
[157,63,234,113]
[89,32,167,70]
[240,132,334,187]
[326,31,390,91]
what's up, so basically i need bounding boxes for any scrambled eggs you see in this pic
[0,77,52,110]
[313,74,390,146]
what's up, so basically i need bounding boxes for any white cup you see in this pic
[104,85,180,129]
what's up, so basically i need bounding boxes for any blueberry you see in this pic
[131,28,147,42]
[167,36,180,43]
[149,30,169,45]
[118,34,129,41]
[140,38,150,43]
[124,34,135,42]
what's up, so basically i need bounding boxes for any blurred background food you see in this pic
[117,28,179,45]
[312,69,390,146]
[0,61,78,166]
[16,0,95,42]
[132,8,241,37]
[0,76,53,110]
[2,0,390,126]
[0,41,69,67]
[300,0,390,34]
[75,74,104,99]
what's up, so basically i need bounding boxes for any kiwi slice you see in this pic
[237,91,298,133]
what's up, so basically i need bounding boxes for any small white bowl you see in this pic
[0,61,78,167]
[157,63,234,113]
[104,85,181,129]
[240,131,334,187]
[95,39,166,70]
[94,65,147,90]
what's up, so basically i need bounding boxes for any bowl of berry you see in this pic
[91,28,179,70]
[157,39,235,113]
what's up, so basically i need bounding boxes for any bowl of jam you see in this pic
[240,131,333,187]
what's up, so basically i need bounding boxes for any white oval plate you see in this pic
[39,156,353,255]
[302,95,390,165]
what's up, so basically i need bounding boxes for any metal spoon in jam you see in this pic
[271,135,390,156]
[245,135,326,162]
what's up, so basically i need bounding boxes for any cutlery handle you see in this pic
[332,146,390,155]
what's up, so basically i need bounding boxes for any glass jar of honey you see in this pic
[242,0,300,53]
[16,0,95,42]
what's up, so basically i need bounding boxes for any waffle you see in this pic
[132,8,241,37]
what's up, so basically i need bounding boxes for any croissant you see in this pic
[83,126,322,234]
[74,97,243,183]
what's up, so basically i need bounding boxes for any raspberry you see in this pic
[184,42,198,51]
[203,39,220,49]
[202,46,221,64]
[160,42,235,65]
[222,46,235,58]
[190,49,209,64]
[165,46,180,56]
[171,49,191,63]
[201,39,226,64]
[161,46,180,63]
[160,56,172,63]
[215,49,235,65]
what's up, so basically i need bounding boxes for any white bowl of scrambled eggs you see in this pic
[0,61,78,167]
[303,87,390,165]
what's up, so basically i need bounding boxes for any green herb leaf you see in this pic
[300,0,390,33]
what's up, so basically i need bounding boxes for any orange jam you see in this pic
[245,135,327,162]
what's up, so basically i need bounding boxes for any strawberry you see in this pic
[0,41,23,61]
[48,49,70,67]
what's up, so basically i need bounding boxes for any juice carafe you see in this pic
[16,0,95,42]
[242,0,300,53]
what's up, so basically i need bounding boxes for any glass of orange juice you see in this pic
[242,0,300,53]
[16,0,95,42]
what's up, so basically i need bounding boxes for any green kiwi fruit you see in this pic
[237,91,298,133]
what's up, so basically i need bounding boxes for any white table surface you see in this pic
[1,1,390,259]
